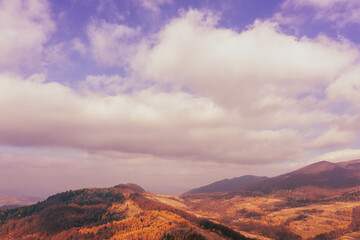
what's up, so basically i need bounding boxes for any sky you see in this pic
[1,0,360,197]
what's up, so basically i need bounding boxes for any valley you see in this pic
[153,188,360,239]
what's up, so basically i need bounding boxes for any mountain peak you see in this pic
[247,159,360,193]
[113,183,145,193]
[292,161,337,175]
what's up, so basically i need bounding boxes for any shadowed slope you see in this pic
[247,160,360,194]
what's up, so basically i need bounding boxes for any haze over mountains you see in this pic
[0,189,43,210]
[185,175,268,194]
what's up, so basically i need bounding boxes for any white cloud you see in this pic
[283,0,360,9]
[133,10,357,109]
[71,38,87,55]
[128,9,360,161]
[80,74,130,95]
[138,0,173,12]
[87,19,140,66]
[1,9,360,167]
[281,0,360,26]
[310,148,360,163]
[309,127,356,149]
[327,66,360,110]
[0,0,54,71]
[26,73,47,84]
[0,73,313,164]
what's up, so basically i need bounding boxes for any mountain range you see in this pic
[3,159,360,239]
[246,159,360,194]
[185,159,360,196]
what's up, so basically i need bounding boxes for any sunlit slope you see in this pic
[0,184,250,240]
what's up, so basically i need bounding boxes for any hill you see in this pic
[0,183,250,240]
[185,175,268,194]
[247,160,360,194]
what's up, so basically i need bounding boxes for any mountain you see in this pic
[185,175,268,194]
[247,159,360,194]
[0,195,43,209]
[4,159,360,239]
[0,183,250,240]
[0,204,22,210]
[153,160,360,239]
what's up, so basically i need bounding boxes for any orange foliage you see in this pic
[79,210,194,239]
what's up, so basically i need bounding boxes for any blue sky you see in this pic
[1,0,360,196]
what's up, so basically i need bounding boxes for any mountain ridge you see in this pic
[247,159,360,194]
[0,183,250,240]
[185,159,360,196]
[185,175,268,194]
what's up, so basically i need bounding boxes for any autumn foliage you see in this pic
[0,184,251,240]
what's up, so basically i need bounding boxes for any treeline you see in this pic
[0,188,125,225]
[46,188,125,206]
[0,187,129,239]
[38,203,108,234]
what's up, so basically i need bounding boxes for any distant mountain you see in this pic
[185,175,268,194]
[0,195,43,209]
[247,160,360,193]
[0,183,250,240]
[0,204,22,210]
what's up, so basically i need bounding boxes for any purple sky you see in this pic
[1,0,360,197]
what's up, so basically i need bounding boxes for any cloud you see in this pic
[138,0,173,12]
[327,66,360,110]
[133,10,357,109]
[309,127,356,149]
[87,19,141,66]
[282,0,360,9]
[128,9,360,160]
[310,148,360,163]
[71,38,87,55]
[0,72,313,164]
[281,0,360,26]
[79,74,131,95]
[0,0,54,71]
[0,9,360,167]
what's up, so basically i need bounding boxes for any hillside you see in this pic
[185,159,360,197]
[185,175,268,194]
[0,183,250,240]
[247,160,360,194]
[155,188,360,240]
